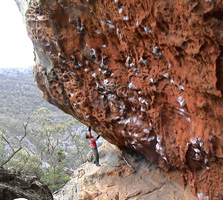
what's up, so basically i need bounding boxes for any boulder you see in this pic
[0,167,53,200]
[54,143,197,200]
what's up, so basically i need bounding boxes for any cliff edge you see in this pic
[54,143,197,200]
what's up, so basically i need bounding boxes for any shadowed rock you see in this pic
[0,167,53,200]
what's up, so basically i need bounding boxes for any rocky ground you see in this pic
[0,167,53,200]
[54,142,197,200]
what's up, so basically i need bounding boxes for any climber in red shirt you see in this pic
[86,126,101,166]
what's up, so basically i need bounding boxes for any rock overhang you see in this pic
[15,0,223,198]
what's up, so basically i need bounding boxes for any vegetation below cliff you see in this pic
[0,68,103,192]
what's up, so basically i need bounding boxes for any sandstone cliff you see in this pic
[15,0,223,199]
[54,143,197,200]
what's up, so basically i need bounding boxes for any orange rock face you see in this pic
[22,0,223,199]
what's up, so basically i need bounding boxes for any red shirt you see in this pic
[89,137,97,148]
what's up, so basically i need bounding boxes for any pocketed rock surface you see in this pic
[15,0,223,198]
[53,143,197,200]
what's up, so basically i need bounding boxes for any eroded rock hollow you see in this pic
[0,167,53,200]
[15,0,223,199]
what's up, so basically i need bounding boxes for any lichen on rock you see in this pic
[15,0,223,199]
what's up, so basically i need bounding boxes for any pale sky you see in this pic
[0,0,35,68]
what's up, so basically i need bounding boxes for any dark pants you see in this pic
[92,147,99,165]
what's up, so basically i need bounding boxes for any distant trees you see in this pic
[7,150,44,177]
[42,147,69,192]
[0,106,92,192]
[29,107,91,192]
[0,69,97,193]
[65,120,90,167]
[0,131,6,164]
[0,118,30,167]
[0,118,43,178]
[31,108,68,191]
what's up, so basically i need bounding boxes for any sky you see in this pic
[0,0,34,68]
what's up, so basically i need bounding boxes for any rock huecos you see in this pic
[15,0,223,199]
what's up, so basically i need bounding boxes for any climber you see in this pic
[86,126,101,167]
